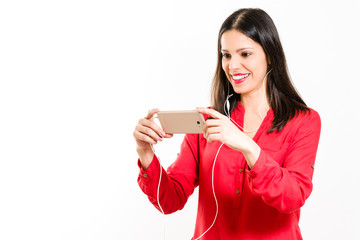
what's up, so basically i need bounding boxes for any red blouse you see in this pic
[137,103,321,240]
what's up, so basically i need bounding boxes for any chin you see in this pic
[230,84,246,94]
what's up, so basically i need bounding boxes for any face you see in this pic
[221,30,269,96]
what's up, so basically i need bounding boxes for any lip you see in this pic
[231,73,250,84]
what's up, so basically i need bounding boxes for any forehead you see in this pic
[220,29,262,51]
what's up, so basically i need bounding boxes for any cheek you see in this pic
[244,58,257,70]
[222,61,228,73]
[246,59,265,76]
[251,56,268,73]
[222,63,231,80]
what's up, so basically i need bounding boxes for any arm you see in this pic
[196,107,261,168]
[137,134,200,214]
[197,107,321,213]
[247,110,321,213]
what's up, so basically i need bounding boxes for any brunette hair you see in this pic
[211,8,309,132]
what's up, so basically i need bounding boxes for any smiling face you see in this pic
[221,30,269,97]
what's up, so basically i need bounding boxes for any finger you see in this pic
[196,107,226,120]
[133,129,157,145]
[145,108,159,120]
[204,119,222,127]
[138,118,166,138]
[203,126,221,139]
[206,126,222,134]
[204,133,221,143]
[203,119,221,133]
[136,124,163,143]
[164,133,173,138]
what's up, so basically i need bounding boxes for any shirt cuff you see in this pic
[246,149,267,179]
[137,154,160,183]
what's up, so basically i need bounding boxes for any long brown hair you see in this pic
[211,8,309,132]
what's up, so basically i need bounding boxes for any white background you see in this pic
[0,0,359,239]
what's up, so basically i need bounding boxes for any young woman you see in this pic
[133,8,321,240]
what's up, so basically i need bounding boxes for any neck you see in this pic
[241,89,268,109]
[240,86,270,118]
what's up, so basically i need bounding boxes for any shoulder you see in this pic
[284,108,321,140]
[292,108,321,127]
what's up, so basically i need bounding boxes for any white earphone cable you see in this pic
[224,94,259,133]
[193,143,224,240]
[150,144,165,215]
[225,69,272,133]
[149,144,166,240]
[151,69,272,240]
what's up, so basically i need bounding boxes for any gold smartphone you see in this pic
[157,110,205,134]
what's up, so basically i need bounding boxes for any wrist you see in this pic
[243,141,261,169]
[136,145,152,155]
[136,146,154,170]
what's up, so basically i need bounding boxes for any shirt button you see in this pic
[236,189,240,194]
[239,168,243,173]
[143,173,148,178]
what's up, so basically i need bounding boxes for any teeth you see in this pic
[232,73,250,80]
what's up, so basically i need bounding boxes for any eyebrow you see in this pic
[221,47,254,52]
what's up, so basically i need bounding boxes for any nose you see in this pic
[228,55,242,71]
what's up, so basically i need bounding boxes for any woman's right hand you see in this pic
[133,108,173,169]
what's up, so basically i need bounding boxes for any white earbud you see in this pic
[226,98,230,114]
[224,94,233,117]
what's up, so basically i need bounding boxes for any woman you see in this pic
[133,8,321,240]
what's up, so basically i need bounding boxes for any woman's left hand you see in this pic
[196,107,260,168]
[196,107,248,151]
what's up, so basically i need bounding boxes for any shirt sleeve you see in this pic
[246,110,321,214]
[137,134,200,214]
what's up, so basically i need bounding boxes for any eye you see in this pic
[241,52,251,57]
[222,53,231,59]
